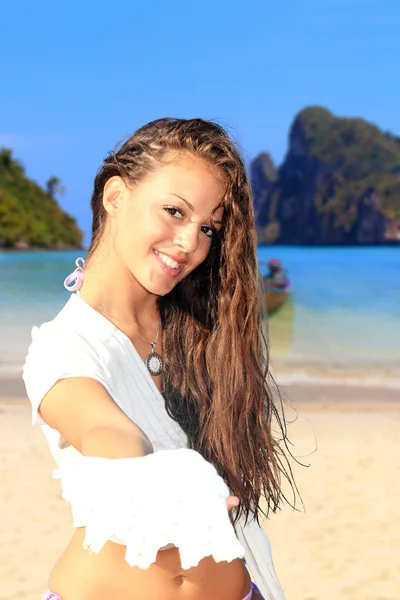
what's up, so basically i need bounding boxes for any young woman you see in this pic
[23,118,294,600]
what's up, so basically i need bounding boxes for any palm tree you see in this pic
[0,148,13,168]
[46,176,65,198]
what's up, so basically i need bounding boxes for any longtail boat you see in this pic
[260,258,291,314]
[262,278,291,314]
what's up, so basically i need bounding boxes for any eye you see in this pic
[164,205,215,239]
[163,206,184,219]
[201,226,214,238]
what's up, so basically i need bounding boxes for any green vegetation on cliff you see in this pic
[296,106,400,219]
[0,148,83,248]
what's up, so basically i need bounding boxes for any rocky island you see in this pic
[252,106,400,244]
[0,148,83,249]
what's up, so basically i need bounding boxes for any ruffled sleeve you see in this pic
[54,447,246,570]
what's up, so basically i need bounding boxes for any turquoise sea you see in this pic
[1,248,399,387]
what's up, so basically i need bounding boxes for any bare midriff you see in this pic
[49,528,252,600]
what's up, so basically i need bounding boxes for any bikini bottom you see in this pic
[41,582,260,600]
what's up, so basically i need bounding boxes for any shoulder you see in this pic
[24,323,99,375]
[22,295,117,423]
[24,315,98,373]
[25,294,116,363]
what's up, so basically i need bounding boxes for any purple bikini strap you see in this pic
[42,582,257,600]
[242,582,258,600]
[63,257,86,292]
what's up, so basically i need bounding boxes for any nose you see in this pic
[174,225,199,254]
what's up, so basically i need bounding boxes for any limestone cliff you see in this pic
[252,107,400,244]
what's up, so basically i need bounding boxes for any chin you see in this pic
[142,279,178,297]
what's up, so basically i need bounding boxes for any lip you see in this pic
[153,250,186,278]
[153,249,187,265]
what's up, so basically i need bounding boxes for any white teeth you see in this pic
[155,250,181,269]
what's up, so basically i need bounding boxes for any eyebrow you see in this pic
[169,193,222,225]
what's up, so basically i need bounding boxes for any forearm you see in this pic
[80,425,153,459]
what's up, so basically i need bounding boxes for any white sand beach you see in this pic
[0,381,399,600]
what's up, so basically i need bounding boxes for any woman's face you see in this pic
[107,156,224,296]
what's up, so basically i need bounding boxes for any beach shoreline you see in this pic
[2,371,399,405]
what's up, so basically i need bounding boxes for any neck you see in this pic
[80,248,160,332]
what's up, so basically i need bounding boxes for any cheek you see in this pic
[190,239,213,270]
[146,209,174,239]
[153,218,173,239]
[200,239,213,259]
[117,209,170,249]
[116,216,135,250]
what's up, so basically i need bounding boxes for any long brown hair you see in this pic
[89,118,298,525]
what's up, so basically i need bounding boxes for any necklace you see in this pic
[78,292,163,377]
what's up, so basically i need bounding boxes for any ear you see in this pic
[103,176,124,216]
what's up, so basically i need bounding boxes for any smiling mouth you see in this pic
[153,250,186,276]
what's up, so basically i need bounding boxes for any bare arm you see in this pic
[39,376,153,458]
[40,376,239,511]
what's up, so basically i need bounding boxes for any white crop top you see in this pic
[54,449,245,570]
[22,293,286,599]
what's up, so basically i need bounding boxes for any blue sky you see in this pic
[1,0,399,243]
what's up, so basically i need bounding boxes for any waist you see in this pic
[49,528,251,600]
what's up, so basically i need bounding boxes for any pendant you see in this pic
[145,342,163,376]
